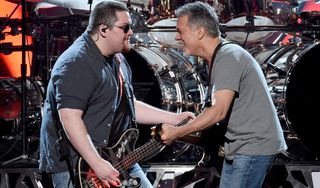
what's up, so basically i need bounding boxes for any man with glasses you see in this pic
[39,1,194,187]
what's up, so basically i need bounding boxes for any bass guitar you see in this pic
[77,117,192,188]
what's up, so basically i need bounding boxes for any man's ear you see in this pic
[99,25,108,38]
[101,27,108,33]
[196,26,205,40]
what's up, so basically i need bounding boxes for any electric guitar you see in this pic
[77,117,193,188]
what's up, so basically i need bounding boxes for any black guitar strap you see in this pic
[116,54,137,125]
[203,41,233,109]
[49,91,77,187]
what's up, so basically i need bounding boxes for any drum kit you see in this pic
[1,0,320,166]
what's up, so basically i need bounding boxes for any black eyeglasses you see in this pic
[113,24,132,33]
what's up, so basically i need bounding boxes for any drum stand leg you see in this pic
[0,168,46,188]
[0,173,10,188]
[174,166,220,188]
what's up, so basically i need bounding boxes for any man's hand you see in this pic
[161,111,195,145]
[92,159,121,187]
[160,124,180,145]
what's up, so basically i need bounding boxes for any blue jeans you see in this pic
[52,163,152,188]
[219,154,275,188]
[51,171,74,188]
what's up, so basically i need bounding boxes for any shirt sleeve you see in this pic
[211,46,249,93]
[52,59,98,110]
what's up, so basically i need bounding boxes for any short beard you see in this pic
[122,42,131,53]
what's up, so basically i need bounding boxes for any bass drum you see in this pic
[250,42,320,159]
[0,78,44,138]
[123,45,205,163]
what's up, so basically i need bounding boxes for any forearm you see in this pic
[177,106,225,138]
[135,100,179,125]
[59,108,102,168]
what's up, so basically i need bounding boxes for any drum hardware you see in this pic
[147,20,320,47]
[30,14,89,81]
[147,25,176,32]
[0,17,20,40]
[0,42,33,55]
[158,64,177,76]
[250,41,320,160]
[1,0,38,167]
[161,100,196,109]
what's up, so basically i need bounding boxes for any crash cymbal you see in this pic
[148,18,183,48]
[225,15,275,43]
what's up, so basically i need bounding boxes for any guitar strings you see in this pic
[113,116,193,174]
[177,116,193,127]
[113,138,163,173]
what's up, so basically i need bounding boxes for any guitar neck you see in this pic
[115,116,193,170]
[114,138,163,171]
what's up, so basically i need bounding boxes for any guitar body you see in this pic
[77,128,141,188]
[77,128,165,188]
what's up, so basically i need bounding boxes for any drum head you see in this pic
[285,42,320,158]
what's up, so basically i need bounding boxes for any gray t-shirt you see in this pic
[210,41,287,160]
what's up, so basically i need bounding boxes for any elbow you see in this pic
[208,106,228,124]
[217,110,228,121]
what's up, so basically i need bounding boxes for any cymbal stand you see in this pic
[88,0,93,12]
[241,0,255,47]
[2,0,37,167]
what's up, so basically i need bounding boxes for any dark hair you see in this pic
[86,0,129,34]
[175,1,220,37]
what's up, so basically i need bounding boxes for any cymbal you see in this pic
[6,0,43,3]
[41,0,107,11]
[225,16,275,42]
[148,18,183,48]
[42,0,145,11]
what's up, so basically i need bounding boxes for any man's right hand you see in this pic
[92,158,121,187]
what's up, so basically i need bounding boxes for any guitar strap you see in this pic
[49,91,77,187]
[116,54,137,125]
[203,41,233,109]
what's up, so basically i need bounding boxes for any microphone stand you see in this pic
[2,0,37,167]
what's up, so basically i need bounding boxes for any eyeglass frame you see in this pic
[113,24,132,34]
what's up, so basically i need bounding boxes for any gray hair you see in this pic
[175,2,220,37]
[86,0,129,34]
